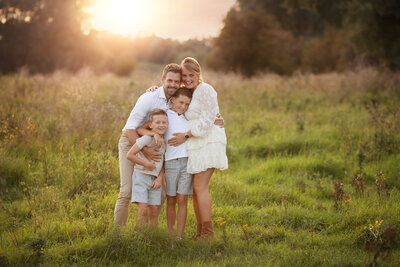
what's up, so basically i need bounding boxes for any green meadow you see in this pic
[1,65,400,266]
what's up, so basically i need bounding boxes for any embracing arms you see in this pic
[126,143,156,171]
[137,121,165,148]
[125,128,163,162]
[168,85,222,147]
[145,85,224,128]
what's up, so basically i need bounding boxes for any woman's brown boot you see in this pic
[193,223,202,239]
[200,221,214,239]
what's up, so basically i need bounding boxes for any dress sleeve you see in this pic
[189,84,219,137]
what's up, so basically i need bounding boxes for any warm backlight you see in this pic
[85,0,150,36]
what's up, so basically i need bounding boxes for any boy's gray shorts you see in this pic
[131,171,161,205]
[165,157,193,197]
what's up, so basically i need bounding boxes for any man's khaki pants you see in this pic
[114,136,134,226]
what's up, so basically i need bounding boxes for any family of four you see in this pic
[113,57,228,239]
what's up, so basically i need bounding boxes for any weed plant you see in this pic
[0,66,400,266]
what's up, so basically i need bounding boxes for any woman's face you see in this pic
[182,67,200,89]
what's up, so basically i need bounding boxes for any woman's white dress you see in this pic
[185,82,228,174]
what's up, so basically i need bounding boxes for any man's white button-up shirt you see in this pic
[122,86,172,132]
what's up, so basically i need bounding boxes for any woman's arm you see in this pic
[167,131,192,146]
[188,84,219,137]
[168,85,219,146]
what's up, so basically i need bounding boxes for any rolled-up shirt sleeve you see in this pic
[124,93,153,130]
[135,135,152,149]
[189,85,219,137]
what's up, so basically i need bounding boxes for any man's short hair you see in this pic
[162,63,182,79]
[149,109,167,122]
[172,87,193,99]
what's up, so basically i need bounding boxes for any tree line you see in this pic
[0,0,399,76]
[211,0,400,75]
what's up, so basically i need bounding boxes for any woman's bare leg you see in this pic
[192,192,201,236]
[193,168,214,223]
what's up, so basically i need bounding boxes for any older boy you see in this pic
[138,88,193,238]
[164,88,193,238]
[126,109,168,226]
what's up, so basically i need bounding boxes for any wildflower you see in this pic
[216,217,224,222]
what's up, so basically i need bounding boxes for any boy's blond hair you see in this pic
[149,109,167,122]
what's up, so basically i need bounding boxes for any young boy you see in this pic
[126,109,168,226]
[138,88,193,238]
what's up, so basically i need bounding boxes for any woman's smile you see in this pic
[182,67,199,89]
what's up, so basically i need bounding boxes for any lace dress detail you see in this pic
[185,82,228,174]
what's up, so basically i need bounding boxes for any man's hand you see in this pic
[142,146,162,162]
[145,160,156,171]
[168,133,186,147]
[214,113,225,128]
[154,133,165,148]
[152,177,162,189]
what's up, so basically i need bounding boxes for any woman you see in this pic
[168,57,228,239]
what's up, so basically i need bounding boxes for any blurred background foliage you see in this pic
[0,0,399,76]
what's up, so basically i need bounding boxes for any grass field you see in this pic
[1,64,400,266]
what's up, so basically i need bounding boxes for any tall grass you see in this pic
[1,65,399,266]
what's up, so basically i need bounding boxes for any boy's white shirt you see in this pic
[164,109,188,161]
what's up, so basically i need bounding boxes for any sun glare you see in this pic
[85,0,150,36]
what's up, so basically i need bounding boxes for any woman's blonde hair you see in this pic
[181,57,203,82]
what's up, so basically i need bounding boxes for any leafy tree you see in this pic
[0,0,90,73]
[344,0,400,69]
[211,6,297,76]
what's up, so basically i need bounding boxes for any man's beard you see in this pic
[166,86,177,97]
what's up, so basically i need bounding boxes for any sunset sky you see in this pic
[85,0,236,40]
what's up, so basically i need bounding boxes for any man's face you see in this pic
[150,115,168,135]
[162,72,181,99]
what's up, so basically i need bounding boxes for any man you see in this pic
[114,63,181,226]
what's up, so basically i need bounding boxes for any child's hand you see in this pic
[152,177,162,189]
[145,161,156,171]
[154,133,165,148]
